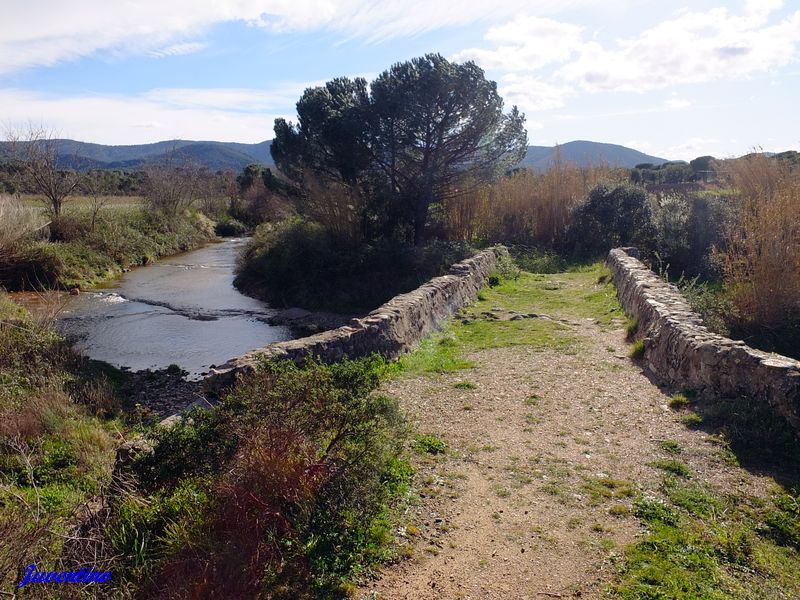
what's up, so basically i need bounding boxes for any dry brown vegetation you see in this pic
[715,153,800,330]
[444,151,627,247]
[0,194,46,263]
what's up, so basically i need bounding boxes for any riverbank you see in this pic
[0,293,124,590]
[1,206,216,292]
[234,219,474,314]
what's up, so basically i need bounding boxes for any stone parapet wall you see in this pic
[206,247,503,390]
[607,247,800,431]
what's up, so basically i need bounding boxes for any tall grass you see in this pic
[0,194,46,263]
[715,153,800,350]
[445,151,626,248]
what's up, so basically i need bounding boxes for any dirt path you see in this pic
[359,269,777,600]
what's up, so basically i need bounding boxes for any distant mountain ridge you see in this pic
[0,138,669,172]
[521,140,668,171]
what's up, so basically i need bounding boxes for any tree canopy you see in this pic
[271,54,527,244]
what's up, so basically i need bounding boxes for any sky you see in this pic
[1,0,798,160]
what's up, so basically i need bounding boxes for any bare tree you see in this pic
[6,124,83,217]
[142,151,202,220]
[81,170,113,231]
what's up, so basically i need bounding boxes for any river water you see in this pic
[54,238,292,377]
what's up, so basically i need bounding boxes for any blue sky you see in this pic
[1,0,798,160]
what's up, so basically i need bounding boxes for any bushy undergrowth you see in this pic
[214,214,248,237]
[1,207,215,290]
[0,293,121,590]
[236,218,472,313]
[566,184,657,258]
[109,357,409,598]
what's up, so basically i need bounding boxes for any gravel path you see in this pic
[359,275,774,600]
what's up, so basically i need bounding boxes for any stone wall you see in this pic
[607,247,800,431]
[205,247,503,390]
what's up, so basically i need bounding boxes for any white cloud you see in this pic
[456,2,800,116]
[143,83,318,112]
[496,75,573,113]
[0,0,632,74]
[663,98,691,110]
[148,42,208,58]
[661,137,722,161]
[559,6,800,92]
[0,87,309,144]
[453,16,584,71]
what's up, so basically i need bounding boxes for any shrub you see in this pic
[0,209,215,290]
[510,247,567,274]
[236,218,472,312]
[213,215,247,237]
[567,184,657,258]
[653,194,691,274]
[121,357,408,597]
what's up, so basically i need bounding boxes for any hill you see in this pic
[0,139,274,172]
[0,138,668,172]
[521,140,668,171]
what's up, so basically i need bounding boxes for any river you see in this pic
[53,238,293,377]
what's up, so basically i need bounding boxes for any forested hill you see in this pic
[0,138,668,172]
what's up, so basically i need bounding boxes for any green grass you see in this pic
[2,206,215,290]
[412,434,448,455]
[19,194,145,209]
[669,392,690,409]
[681,412,703,426]
[653,459,692,478]
[392,331,475,374]
[625,317,639,340]
[470,265,623,325]
[583,477,636,503]
[393,262,620,377]
[0,294,123,590]
[618,476,800,598]
[658,439,684,454]
[628,338,645,359]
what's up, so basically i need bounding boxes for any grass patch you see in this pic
[625,317,639,340]
[628,338,645,359]
[392,262,620,379]
[669,392,690,409]
[653,459,692,478]
[392,330,475,375]
[453,381,476,390]
[658,440,684,454]
[412,434,447,455]
[584,477,636,503]
[681,412,704,426]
